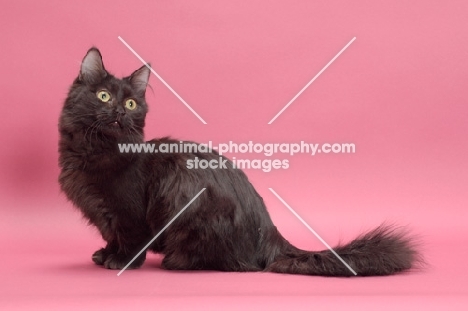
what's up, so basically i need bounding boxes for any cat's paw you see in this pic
[92,248,108,265]
[103,252,146,270]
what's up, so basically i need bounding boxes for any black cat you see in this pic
[58,48,421,276]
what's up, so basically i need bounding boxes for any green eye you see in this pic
[125,99,137,110]
[97,90,111,103]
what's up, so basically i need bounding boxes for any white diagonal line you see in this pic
[117,188,206,276]
[118,36,207,124]
[268,37,356,124]
[268,188,357,275]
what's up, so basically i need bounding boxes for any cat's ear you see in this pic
[79,47,107,84]
[129,64,151,96]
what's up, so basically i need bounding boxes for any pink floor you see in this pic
[2,196,467,310]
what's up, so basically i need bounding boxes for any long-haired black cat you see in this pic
[59,48,421,276]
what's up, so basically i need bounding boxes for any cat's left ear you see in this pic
[79,47,107,84]
[129,64,151,96]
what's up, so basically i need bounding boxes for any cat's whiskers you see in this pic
[84,119,102,143]
[127,126,145,148]
[126,125,141,139]
[93,121,105,145]
[86,120,103,148]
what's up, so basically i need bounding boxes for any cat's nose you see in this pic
[116,112,126,123]
[115,105,126,115]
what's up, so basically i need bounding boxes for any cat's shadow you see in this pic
[50,255,208,274]
[145,257,220,274]
[42,254,238,275]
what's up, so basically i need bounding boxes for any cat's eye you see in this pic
[97,90,111,103]
[125,99,137,110]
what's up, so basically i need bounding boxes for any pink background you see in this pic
[1,0,467,309]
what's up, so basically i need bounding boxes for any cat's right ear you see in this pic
[79,47,107,84]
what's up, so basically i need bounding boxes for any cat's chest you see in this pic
[60,167,146,214]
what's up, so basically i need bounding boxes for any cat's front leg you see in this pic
[91,210,150,270]
[93,246,146,269]
[102,248,147,270]
[92,238,148,270]
[91,246,111,266]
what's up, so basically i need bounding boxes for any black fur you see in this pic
[59,48,422,276]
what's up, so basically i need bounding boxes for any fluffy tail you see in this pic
[265,224,423,276]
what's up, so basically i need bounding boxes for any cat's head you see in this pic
[60,47,150,143]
